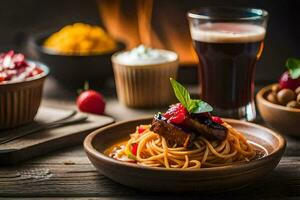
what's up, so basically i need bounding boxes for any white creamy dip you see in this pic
[114,45,177,65]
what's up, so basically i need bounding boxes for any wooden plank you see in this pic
[42,98,161,122]
[0,107,114,165]
[284,137,300,156]
[0,198,136,200]
[1,84,299,199]
[1,197,300,200]
[0,156,300,198]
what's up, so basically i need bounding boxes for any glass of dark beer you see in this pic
[187,7,268,121]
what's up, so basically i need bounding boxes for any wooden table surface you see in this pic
[0,79,300,199]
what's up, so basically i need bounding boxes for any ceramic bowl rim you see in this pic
[0,60,49,87]
[111,49,179,67]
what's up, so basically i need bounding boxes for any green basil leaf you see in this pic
[286,58,300,79]
[188,99,213,113]
[170,78,190,108]
[127,153,137,160]
[169,78,213,114]
[125,147,136,160]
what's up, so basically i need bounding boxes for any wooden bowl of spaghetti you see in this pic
[84,117,286,192]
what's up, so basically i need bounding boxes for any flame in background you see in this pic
[97,0,197,65]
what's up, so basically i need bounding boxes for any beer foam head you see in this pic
[190,23,266,43]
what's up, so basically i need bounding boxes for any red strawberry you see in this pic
[212,116,223,124]
[163,103,187,124]
[279,71,300,90]
[77,83,106,115]
[27,67,43,78]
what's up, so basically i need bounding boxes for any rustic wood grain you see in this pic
[1,85,300,199]
[0,107,114,165]
[0,198,299,200]
[0,143,299,199]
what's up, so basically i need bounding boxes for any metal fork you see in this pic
[0,111,88,145]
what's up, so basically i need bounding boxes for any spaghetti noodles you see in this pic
[108,122,256,169]
[107,78,257,169]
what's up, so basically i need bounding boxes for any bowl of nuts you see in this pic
[256,58,300,137]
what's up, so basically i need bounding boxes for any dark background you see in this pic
[0,0,299,83]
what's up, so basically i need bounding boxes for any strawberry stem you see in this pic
[77,81,90,95]
[84,81,89,91]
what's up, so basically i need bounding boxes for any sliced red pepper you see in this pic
[137,126,145,134]
[131,143,138,156]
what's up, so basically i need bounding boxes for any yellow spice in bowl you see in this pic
[44,23,116,55]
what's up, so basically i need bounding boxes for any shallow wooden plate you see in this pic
[257,84,300,137]
[84,117,286,192]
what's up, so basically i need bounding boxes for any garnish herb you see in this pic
[125,147,137,160]
[286,58,300,79]
[170,78,213,114]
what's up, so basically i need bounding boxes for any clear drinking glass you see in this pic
[187,7,268,121]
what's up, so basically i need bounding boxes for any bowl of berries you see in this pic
[256,58,300,137]
[0,50,49,129]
